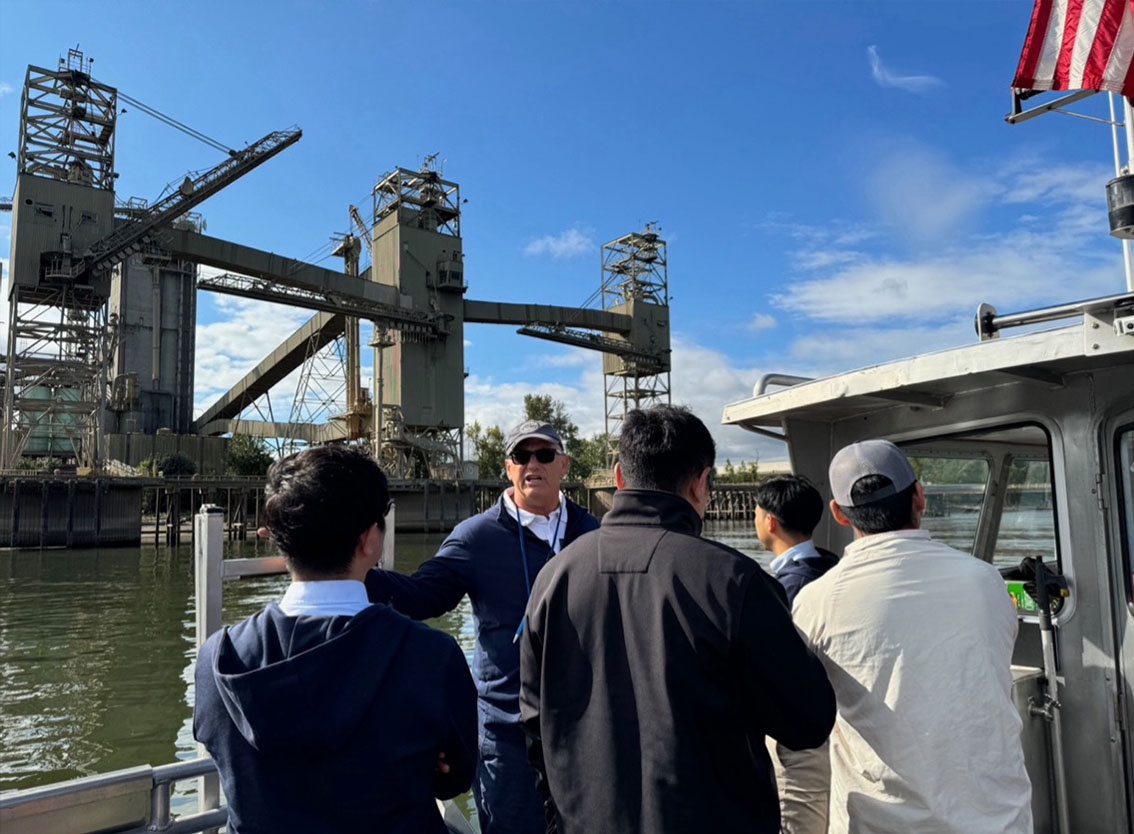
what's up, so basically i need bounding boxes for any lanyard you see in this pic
[513,497,565,643]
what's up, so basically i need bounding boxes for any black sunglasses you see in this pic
[510,448,559,465]
[384,498,395,518]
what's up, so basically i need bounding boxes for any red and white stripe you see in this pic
[1013,0,1134,96]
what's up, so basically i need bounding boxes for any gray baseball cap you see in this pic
[504,420,564,454]
[829,439,916,507]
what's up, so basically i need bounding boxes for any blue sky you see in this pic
[0,1,1125,463]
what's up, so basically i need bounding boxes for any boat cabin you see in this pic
[722,292,1134,834]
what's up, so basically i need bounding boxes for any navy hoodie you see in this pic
[774,546,840,605]
[194,601,477,834]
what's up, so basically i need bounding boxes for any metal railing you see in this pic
[975,291,1134,340]
[1,504,397,834]
[0,757,225,834]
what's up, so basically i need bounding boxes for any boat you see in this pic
[4,6,1134,833]
[722,290,1134,834]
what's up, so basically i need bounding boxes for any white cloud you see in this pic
[194,295,312,416]
[777,242,1119,324]
[748,313,776,330]
[527,347,593,368]
[774,152,1120,323]
[523,226,593,258]
[998,158,1110,206]
[867,147,995,243]
[791,249,866,271]
[464,336,789,465]
[867,46,945,94]
[785,318,973,374]
[0,82,12,98]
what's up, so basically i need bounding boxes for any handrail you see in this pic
[753,373,813,397]
[0,757,226,834]
[975,291,1134,340]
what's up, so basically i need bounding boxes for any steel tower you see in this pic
[600,224,671,465]
[3,50,118,466]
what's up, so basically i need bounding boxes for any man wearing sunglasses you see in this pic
[365,419,600,834]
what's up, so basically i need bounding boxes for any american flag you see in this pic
[1014,0,1134,97]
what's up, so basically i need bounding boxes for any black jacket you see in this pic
[519,490,835,834]
[194,602,477,834]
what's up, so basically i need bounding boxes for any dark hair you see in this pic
[264,445,390,575]
[838,474,917,534]
[618,405,715,493]
[754,475,824,536]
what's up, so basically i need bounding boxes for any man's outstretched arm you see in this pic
[365,536,473,620]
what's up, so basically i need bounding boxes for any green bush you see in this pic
[226,434,274,477]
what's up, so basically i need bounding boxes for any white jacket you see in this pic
[791,529,1032,834]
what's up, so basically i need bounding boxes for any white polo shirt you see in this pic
[792,529,1032,834]
[503,489,567,554]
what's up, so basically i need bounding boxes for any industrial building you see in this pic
[2,49,673,482]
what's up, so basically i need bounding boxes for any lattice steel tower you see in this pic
[601,224,671,465]
[3,49,118,466]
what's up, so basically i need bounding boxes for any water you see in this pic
[0,534,462,792]
[0,513,1046,793]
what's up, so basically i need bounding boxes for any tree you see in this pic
[226,434,274,477]
[140,453,197,477]
[467,421,507,481]
[523,394,595,479]
[523,394,580,452]
[910,456,988,485]
[570,432,610,482]
[716,458,760,484]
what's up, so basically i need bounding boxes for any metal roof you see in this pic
[722,298,1134,430]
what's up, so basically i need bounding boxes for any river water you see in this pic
[0,512,1045,796]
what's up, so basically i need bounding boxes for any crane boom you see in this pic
[517,323,669,371]
[83,126,302,275]
[349,204,369,242]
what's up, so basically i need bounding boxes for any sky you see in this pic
[0,0,1127,465]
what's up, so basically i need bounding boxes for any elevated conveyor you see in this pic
[194,311,344,433]
[168,229,443,333]
[196,418,347,443]
[462,299,631,333]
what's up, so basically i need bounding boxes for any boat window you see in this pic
[991,456,1057,569]
[908,455,991,555]
[1119,426,1134,604]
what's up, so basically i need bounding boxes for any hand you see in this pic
[435,751,451,774]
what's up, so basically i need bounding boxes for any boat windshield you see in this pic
[900,423,1060,577]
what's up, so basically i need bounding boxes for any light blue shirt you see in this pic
[769,539,820,575]
[278,579,371,617]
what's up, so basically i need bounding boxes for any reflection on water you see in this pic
[0,514,1048,793]
[0,532,479,793]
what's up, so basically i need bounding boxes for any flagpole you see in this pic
[1110,94,1134,291]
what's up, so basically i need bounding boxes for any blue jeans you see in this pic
[474,724,546,834]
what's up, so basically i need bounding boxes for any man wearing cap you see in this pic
[786,439,1032,834]
[365,419,599,834]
